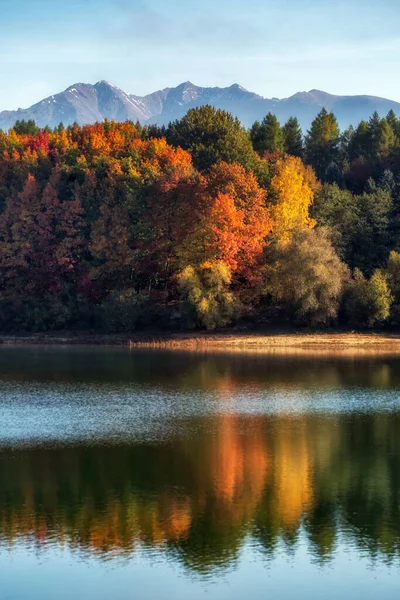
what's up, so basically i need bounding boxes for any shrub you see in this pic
[177,261,237,330]
[100,289,149,332]
[386,251,400,325]
[265,228,348,325]
[344,268,392,327]
[0,297,73,332]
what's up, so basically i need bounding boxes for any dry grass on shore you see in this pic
[129,331,400,355]
[1,330,400,356]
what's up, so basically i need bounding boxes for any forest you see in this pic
[1,105,400,332]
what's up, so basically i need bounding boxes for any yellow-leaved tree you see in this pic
[269,155,320,244]
[177,261,236,330]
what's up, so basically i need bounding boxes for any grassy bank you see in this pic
[1,330,400,355]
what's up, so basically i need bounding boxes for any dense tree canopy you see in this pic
[1,104,400,332]
[250,113,284,155]
[313,183,393,273]
[166,105,256,172]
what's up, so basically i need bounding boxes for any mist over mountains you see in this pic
[1,80,400,132]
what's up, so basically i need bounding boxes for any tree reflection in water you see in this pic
[1,411,400,572]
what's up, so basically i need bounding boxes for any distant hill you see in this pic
[1,80,400,132]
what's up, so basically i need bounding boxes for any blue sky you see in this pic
[1,0,400,109]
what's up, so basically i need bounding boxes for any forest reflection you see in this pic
[2,348,400,390]
[1,411,400,572]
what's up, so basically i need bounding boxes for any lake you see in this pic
[0,346,400,599]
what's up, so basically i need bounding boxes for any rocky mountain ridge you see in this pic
[1,80,399,131]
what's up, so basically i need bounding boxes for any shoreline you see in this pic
[1,331,400,355]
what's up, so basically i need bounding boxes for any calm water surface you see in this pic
[1,347,400,599]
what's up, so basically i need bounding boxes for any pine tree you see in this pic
[249,120,262,151]
[282,117,304,157]
[13,119,39,136]
[347,120,369,160]
[375,119,396,157]
[305,108,340,179]
[386,110,399,139]
[366,112,395,157]
[250,113,283,154]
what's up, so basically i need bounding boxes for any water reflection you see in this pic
[1,346,400,390]
[1,413,400,572]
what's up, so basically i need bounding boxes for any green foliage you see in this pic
[370,169,396,195]
[177,262,237,330]
[344,269,392,327]
[305,108,340,179]
[351,189,392,273]
[347,120,370,161]
[166,105,256,171]
[385,251,400,324]
[282,117,304,157]
[312,184,357,259]
[369,112,396,158]
[265,228,348,325]
[141,124,166,140]
[325,161,343,185]
[0,295,74,332]
[100,289,150,332]
[13,119,40,136]
[250,113,283,154]
[313,184,392,273]
[343,114,398,190]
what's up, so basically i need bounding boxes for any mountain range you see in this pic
[1,80,400,132]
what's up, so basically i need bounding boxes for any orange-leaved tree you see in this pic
[204,162,271,283]
[175,163,272,327]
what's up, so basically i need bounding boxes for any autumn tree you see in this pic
[178,261,237,329]
[265,228,348,325]
[90,138,196,293]
[0,174,85,329]
[269,155,319,244]
[143,161,271,300]
[204,162,271,283]
[139,172,201,291]
[0,174,84,295]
